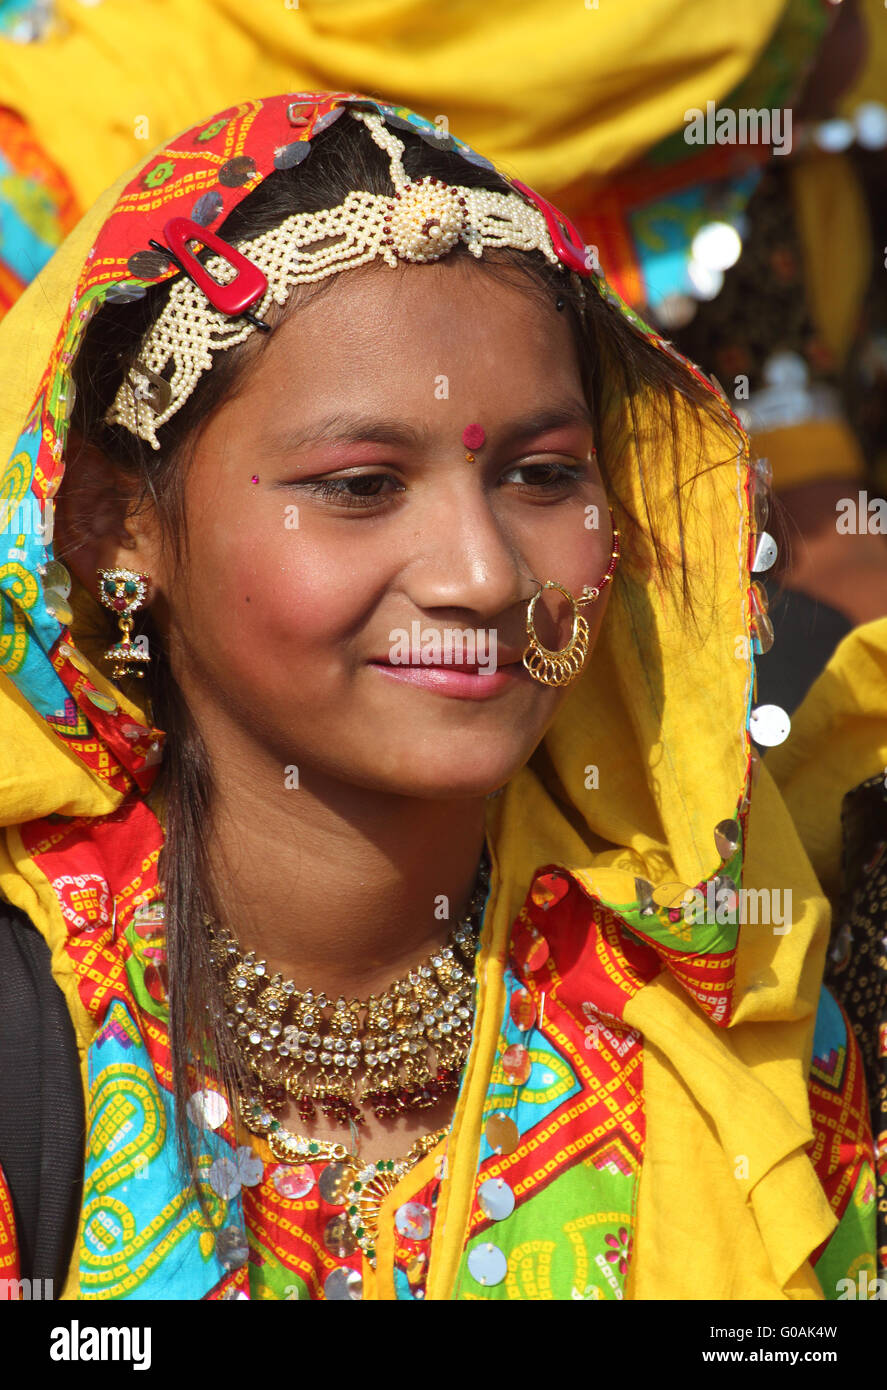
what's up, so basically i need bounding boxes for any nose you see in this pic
[400,486,534,622]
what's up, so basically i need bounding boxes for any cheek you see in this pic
[525,513,614,646]
[184,512,381,678]
[522,499,612,579]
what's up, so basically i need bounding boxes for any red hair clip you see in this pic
[510,181,592,278]
[148,217,271,329]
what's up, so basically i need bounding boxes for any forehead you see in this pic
[231,257,582,418]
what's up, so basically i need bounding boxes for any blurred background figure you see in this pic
[567,0,887,711]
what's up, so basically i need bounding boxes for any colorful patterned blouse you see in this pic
[0,795,874,1300]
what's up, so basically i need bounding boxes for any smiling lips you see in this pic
[368,653,527,700]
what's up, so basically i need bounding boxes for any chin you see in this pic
[366,746,533,801]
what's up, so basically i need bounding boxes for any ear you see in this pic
[54,430,168,604]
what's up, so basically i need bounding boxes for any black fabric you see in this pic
[0,900,84,1294]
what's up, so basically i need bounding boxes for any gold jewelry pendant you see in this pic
[522,581,591,687]
[522,515,620,688]
[97,568,151,680]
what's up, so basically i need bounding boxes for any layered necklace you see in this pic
[207,847,491,1136]
[207,848,490,1265]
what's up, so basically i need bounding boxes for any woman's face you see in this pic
[137,257,613,797]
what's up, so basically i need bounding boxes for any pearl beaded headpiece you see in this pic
[106,108,565,449]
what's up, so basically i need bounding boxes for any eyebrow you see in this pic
[264,402,595,455]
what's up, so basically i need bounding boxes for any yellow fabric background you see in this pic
[757,151,871,493]
[767,619,887,905]
[752,150,872,492]
[791,153,871,375]
[0,0,785,208]
[755,419,866,491]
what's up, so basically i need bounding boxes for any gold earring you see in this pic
[522,516,620,688]
[523,581,591,686]
[97,567,152,679]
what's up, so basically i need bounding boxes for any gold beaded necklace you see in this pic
[207,848,491,1131]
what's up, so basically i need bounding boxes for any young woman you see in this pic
[0,91,875,1301]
